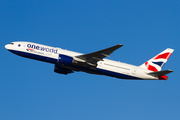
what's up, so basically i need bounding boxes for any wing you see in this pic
[75,44,123,66]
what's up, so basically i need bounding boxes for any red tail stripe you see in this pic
[158,75,168,80]
[166,53,172,60]
[154,52,171,60]
[147,64,158,72]
[145,62,158,72]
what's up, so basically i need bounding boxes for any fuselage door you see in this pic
[132,68,136,74]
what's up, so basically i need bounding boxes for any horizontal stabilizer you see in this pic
[148,70,173,76]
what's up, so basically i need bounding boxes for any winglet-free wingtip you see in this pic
[118,44,124,47]
[114,44,123,50]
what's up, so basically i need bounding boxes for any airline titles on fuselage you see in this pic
[27,44,58,54]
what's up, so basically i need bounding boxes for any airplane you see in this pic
[5,41,174,80]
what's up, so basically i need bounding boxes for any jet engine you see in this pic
[54,64,73,75]
[58,54,74,65]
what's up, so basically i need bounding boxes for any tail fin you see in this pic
[140,48,174,72]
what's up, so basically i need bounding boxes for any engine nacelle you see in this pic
[54,64,73,75]
[58,54,74,65]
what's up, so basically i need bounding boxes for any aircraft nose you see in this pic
[5,44,8,49]
[5,44,10,50]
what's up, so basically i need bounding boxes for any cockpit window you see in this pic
[10,43,14,45]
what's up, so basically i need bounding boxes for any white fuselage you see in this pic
[5,41,158,80]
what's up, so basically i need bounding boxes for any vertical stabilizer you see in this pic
[140,48,174,71]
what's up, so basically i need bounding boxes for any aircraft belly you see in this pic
[96,68,142,79]
[9,50,58,64]
[59,64,103,75]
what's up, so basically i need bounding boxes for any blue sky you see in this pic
[0,0,180,120]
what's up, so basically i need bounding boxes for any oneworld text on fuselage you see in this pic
[27,44,58,54]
